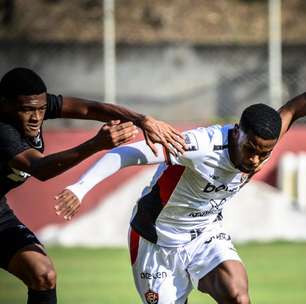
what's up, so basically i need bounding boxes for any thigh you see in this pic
[0,221,55,286]
[198,260,249,303]
[187,231,241,290]
[129,228,192,304]
[8,243,55,287]
[0,221,43,270]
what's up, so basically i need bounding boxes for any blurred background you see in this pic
[0,0,306,303]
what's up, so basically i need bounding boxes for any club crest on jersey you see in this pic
[184,132,199,151]
[240,174,249,184]
[145,290,159,304]
[31,133,43,149]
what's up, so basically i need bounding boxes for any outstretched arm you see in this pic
[54,140,167,220]
[278,92,306,138]
[9,121,138,181]
[60,97,186,155]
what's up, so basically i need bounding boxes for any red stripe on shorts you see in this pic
[157,165,185,206]
[129,228,140,265]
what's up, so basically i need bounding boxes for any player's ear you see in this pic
[233,124,239,136]
[4,98,16,111]
[0,96,10,111]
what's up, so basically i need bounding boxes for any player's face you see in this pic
[13,93,47,137]
[234,128,278,173]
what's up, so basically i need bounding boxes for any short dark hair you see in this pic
[0,67,47,100]
[239,103,281,140]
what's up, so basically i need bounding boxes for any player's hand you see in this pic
[138,116,187,156]
[95,120,139,150]
[54,189,81,221]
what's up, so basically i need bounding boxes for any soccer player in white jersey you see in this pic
[55,92,306,304]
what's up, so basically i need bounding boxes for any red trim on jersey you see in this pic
[129,228,140,265]
[157,165,185,206]
[162,146,171,164]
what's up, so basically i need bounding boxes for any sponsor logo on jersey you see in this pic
[190,228,203,240]
[7,168,31,182]
[184,132,199,151]
[203,182,240,193]
[188,199,226,217]
[145,290,159,304]
[140,272,167,280]
[209,174,220,180]
[204,232,231,244]
[240,174,249,184]
[26,234,35,239]
[209,198,226,211]
[27,131,43,149]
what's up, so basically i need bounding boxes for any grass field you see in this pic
[0,242,305,303]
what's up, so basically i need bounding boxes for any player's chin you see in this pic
[25,130,39,138]
[239,164,256,174]
[25,127,40,137]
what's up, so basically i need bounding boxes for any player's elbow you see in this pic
[29,164,55,181]
[32,172,51,181]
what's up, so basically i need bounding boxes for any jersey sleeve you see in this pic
[44,94,63,119]
[169,128,211,171]
[66,140,166,202]
[0,123,32,162]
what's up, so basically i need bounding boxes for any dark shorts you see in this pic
[0,219,42,270]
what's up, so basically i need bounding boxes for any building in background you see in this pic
[1,0,306,244]
[1,0,306,124]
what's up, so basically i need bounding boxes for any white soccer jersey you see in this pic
[131,124,249,247]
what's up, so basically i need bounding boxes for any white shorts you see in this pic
[128,227,241,304]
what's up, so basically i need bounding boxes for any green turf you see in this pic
[0,242,305,303]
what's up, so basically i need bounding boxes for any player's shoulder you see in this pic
[0,120,20,135]
[185,124,232,142]
[183,124,233,153]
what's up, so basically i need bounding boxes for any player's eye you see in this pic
[244,145,255,154]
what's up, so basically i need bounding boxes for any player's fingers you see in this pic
[144,136,158,156]
[58,199,79,218]
[167,125,184,139]
[108,122,137,136]
[113,126,138,137]
[166,135,185,155]
[169,132,187,149]
[54,189,69,201]
[64,204,81,221]
[155,133,178,156]
[54,190,79,214]
[54,192,73,210]
[101,120,122,131]
[115,134,136,146]
[110,127,139,145]
[111,121,134,129]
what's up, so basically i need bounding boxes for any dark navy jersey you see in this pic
[0,94,63,199]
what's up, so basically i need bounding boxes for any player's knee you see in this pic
[30,267,57,290]
[224,285,250,304]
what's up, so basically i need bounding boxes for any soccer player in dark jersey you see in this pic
[0,67,186,304]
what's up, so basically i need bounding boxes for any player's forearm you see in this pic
[30,138,100,181]
[66,140,166,202]
[278,92,306,137]
[61,97,146,125]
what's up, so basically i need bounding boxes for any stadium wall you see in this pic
[6,126,306,245]
[1,42,306,123]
